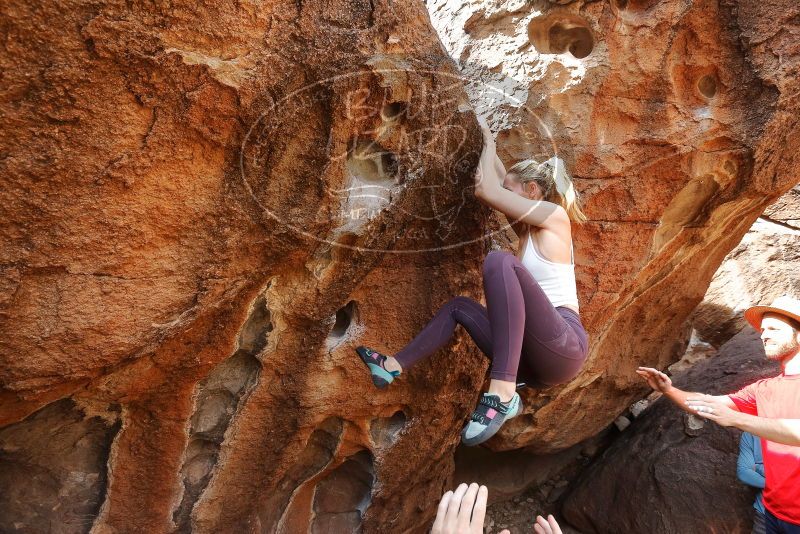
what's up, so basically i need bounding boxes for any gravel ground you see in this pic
[484,478,584,534]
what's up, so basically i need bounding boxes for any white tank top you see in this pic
[520,232,580,309]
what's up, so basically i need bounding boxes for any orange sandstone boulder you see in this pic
[1,0,799,532]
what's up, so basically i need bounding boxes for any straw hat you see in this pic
[744,295,800,330]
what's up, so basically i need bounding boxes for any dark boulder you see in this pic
[562,328,780,534]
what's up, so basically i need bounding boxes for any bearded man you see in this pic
[638,295,800,534]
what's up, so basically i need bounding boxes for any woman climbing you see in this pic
[356,117,589,446]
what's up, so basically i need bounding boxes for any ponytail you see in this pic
[544,157,587,223]
[509,156,588,224]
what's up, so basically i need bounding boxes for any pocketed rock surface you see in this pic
[428,0,800,452]
[1,0,799,532]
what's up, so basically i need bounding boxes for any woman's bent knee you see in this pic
[483,250,515,276]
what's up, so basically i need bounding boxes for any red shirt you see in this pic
[729,373,800,524]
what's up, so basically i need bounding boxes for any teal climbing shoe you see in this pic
[461,392,521,446]
[355,346,400,389]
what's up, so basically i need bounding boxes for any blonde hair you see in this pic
[506,156,587,223]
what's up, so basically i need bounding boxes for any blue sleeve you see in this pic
[753,435,765,478]
[737,433,766,489]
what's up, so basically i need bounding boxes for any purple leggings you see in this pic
[395,251,588,386]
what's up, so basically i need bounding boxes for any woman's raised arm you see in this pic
[473,120,568,230]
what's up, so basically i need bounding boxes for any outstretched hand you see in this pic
[534,514,563,534]
[636,367,672,393]
[685,396,740,426]
[431,483,488,534]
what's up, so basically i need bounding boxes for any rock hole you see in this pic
[330,301,358,339]
[550,24,593,59]
[0,399,121,533]
[173,293,270,530]
[697,75,717,99]
[238,294,272,354]
[380,102,406,122]
[308,418,345,457]
[670,65,719,109]
[612,0,659,11]
[381,152,400,183]
[663,174,720,228]
[722,159,737,176]
[346,140,399,186]
[259,418,344,532]
[182,440,217,487]
[339,140,401,233]
[370,410,407,447]
[190,390,237,438]
[528,14,595,59]
[172,438,217,529]
[310,450,375,533]
[652,174,720,251]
